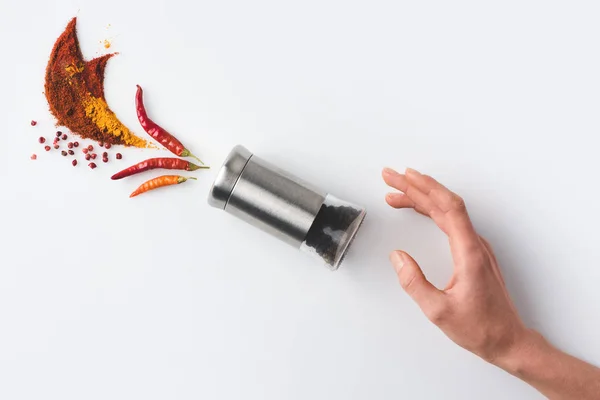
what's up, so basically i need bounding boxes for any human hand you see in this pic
[382,167,530,364]
[382,168,600,399]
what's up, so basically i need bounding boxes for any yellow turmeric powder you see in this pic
[83,95,148,148]
[65,63,84,76]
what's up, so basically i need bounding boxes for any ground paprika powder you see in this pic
[44,17,148,148]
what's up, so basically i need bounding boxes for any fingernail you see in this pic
[390,251,405,272]
[406,168,420,176]
[383,167,399,176]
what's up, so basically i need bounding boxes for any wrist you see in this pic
[493,329,552,378]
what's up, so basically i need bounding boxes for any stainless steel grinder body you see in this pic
[208,145,366,270]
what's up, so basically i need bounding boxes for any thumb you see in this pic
[390,251,446,320]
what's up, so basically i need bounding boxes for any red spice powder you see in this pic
[45,19,112,143]
[44,18,147,147]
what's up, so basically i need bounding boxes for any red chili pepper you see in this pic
[129,175,196,198]
[111,157,208,180]
[135,85,204,164]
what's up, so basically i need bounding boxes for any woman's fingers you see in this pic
[384,167,482,271]
[382,168,409,192]
[390,251,447,323]
[383,168,438,216]
[386,193,430,216]
[405,168,458,212]
[404,169,479,244]
[385,192,414,209]
[385,167,449,214]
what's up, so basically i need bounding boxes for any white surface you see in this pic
[1,1,599,399]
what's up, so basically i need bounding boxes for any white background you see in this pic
[1,1,599,399]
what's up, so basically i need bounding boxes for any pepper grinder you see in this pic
[208,145,366,270]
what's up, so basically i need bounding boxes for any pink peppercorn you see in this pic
[88,162,97,169]
[105,143,111,149]
[30,154,37,160]
[44,146,51,151]
[85,154,91,161]
[31,120,37,126]
[67,142,73,149]
[72,160,77,166]
[38,137,46,144]
[87,145,93,151]
[53,144,59,149]
[82,148,88,154]
[61,134,67,140]
[102,152,108,158]
[91,153,97,160]
[56,131,62,138]
[116,153,122,160]
[68,150,74,155]
[73,142,79,147]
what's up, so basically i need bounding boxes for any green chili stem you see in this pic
[188,162,210,171]
[181,148,205,165]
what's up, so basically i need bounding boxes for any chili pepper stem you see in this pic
[181,148,205,165]
[178,176,198,183]
[188,163,210,171]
